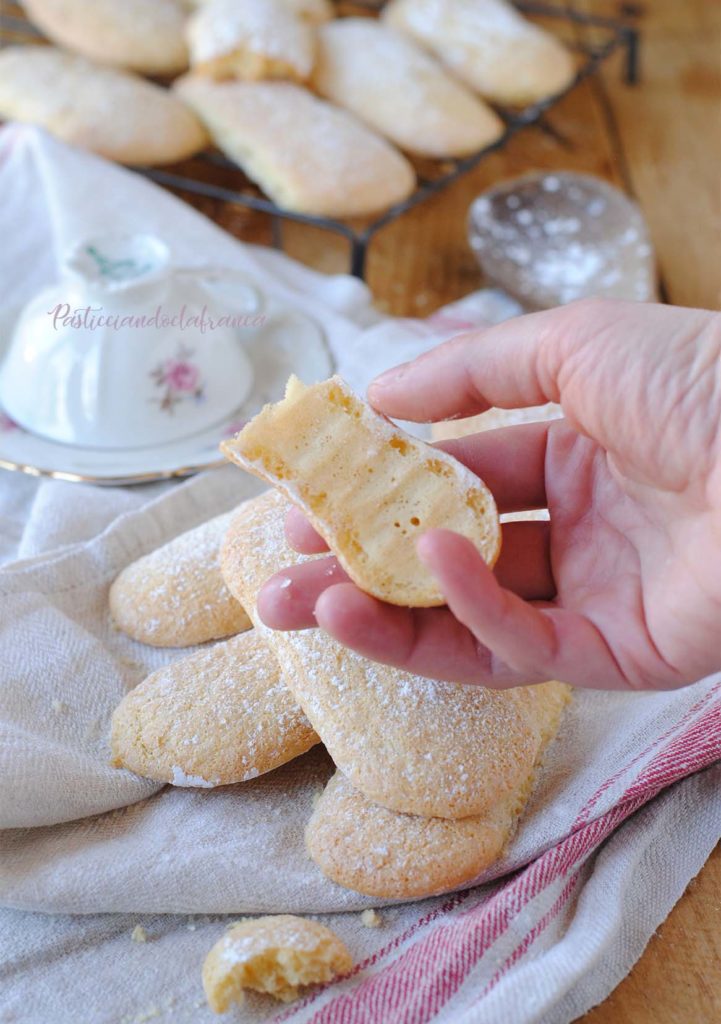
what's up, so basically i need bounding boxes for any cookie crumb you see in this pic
[134,1008,160,1023]
[360,908,382,928]
[204,915,352,1010]
[131,925,148,943]
[51,699,67,714]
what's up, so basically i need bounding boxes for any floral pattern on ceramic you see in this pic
[150,343,205,413]
[0,412,19,432]
[0,232,260,450]
[0,295,332,485]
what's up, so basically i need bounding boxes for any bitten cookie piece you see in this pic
[20,0,189,76]
[306,771,514,899]
[110,630,318,787]
[220,375,500,608]
[187,0,316,82]
[220,491,571,819]
[0,48,208,166]
[110,511,251,648]
[174,78,416,217]
[203,916,352,1010]
[384,0,575,106]
[312,19,503,158]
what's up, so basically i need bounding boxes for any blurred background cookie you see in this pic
[384,0,575,105]
[186,0,333,22]
[312,18,504,158]
[20,0,189,76]
[175,77,416,216]
[0,47,208,164]
[186,0,316,83]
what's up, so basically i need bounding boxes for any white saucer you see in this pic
[0,298,332,486]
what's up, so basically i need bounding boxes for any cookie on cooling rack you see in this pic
[174,77,416,218]
[20,0,188,76]
[312,18,504,158]
[186,0,316,83]
[384,0,575,106]
[0,47,208,165]
[185,0,333,22]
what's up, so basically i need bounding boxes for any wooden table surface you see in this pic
[5,0,717,1018]
[182,1,721,1020]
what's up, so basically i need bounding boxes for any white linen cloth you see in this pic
[0,126,718,1023]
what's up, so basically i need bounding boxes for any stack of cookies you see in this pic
[110,376,571,901]
[0,0,575,216]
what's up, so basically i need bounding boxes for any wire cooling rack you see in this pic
[0,1,639,279]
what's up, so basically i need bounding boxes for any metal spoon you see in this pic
[468,171,658,310]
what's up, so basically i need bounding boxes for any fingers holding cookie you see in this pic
[258,519,554,637]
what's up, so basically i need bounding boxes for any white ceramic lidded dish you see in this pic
[0,233,262,449]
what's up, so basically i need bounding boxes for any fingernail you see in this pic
[259,574,294,605]
[369,363,411,393]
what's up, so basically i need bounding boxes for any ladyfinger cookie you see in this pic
[203,915,352,1010]
[174,78,416,217]
[0,47,207,166]
[305,770,514,899]
[220,490,570,819]
[111,630,318,787]
[312,18,503,158]
[384,0,575,106]
[186,0,316,83]
[110,511,251,648]
[21,0,189,76]
[220,375,500,608]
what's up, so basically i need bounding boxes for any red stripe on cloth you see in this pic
[300,802,643,1024]
[279,698,721,1024]
[622,702,721,800]
[480,869,583,1000]
[574,680,721,827]
[272,893,474,1024]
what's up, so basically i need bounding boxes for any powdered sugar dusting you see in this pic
[187,0,315,77]
[111,630,318,785]
[171,765,218,788]
[110,509,250,647]
[222,491,569,819]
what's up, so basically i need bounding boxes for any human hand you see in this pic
[258,299,721,691]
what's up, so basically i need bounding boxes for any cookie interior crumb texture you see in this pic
[202,915,352,1011]
[221,375,500,606]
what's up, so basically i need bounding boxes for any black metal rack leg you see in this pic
[624,27,640,85]
[350,238,368,280]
